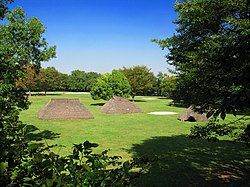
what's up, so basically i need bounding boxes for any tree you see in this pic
[91,70,131,100]
[68,70,100,92]
[58,72,70,91]
[0,0,13,19]
[0,7,56,184]
[85,72,101,91]
[68,70,87,91]
[153,0,250,141]
[160,76,177,98]
[40,67,61,94]
[16,64,40,96]
[156,71,167,96]
[120,66,157,101]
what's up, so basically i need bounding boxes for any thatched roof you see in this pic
[37,98,94,120]
[100,96,143,114]
[178,105,207,122]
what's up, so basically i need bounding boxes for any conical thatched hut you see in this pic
[38,98,94,120]
[178,105,207,122]
[100,96,143,114]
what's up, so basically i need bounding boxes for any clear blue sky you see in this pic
[10,0,177,75]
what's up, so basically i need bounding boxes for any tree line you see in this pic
[17,65,101,94]
[17,64,177,98]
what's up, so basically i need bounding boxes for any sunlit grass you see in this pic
[20,93,191,158]
[20,93,250,186]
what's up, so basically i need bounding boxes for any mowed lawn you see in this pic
[20,93,250,186]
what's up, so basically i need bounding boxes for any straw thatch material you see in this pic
[37,98,94,120]
[178,105,207,122]
[100,96,143,114]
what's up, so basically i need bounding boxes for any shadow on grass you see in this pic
[128,135,250,187]
[26,125,60,141]
[157,97,169,100]
[129,99,146,103]
[90,103,105,106]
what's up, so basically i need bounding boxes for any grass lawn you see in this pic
[20,93,250,186]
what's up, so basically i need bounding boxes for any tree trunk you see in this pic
[132,95,135,102]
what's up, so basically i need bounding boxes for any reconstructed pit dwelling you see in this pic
[100,96,143,114]
[178,105,207,122]
[37,98,94,120]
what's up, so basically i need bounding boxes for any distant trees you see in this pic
[156,71,167,96]
[68,70,100,92]
[17,64,40,96]
[120,66,157,100]
[91,70,131,100]
[160,76,177,98]
[18,64,173,98]
[18,67,100,94]
[43,67,63,92]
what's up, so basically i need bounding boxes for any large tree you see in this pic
[68,70,100,92]
[91,70,131,100]
[120,66,157,101]
[153,0,250,141]
[0,7,56,184]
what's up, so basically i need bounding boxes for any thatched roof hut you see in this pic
[37,98,94,120]
[178,105,207,122]
[100,96,143,114]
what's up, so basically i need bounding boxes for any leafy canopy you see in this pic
[91,70,131,100]
[0,7,56,184]
[153,0,250,142]
[120,66,157,100]
[153,0,250,116]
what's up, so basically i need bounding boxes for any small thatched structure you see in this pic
[100,96,143,114]
[38,98,94,120]
[178,105,207,122]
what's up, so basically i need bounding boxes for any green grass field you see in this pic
[20,93,250,186]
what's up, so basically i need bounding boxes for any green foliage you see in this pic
[155,71,166,96]
[0,7,56,185]
[160,76,177,98]
[91,70,131,100]
[18,67,100,93]
[42,67,62,92]
[120,66,157,100]
[68,70,100,92]
[190,116,250,144]
[0,0,13,19]
[3,140,146,186]
[153,0,250,142]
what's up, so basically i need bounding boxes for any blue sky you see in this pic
[10,0,177,75]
